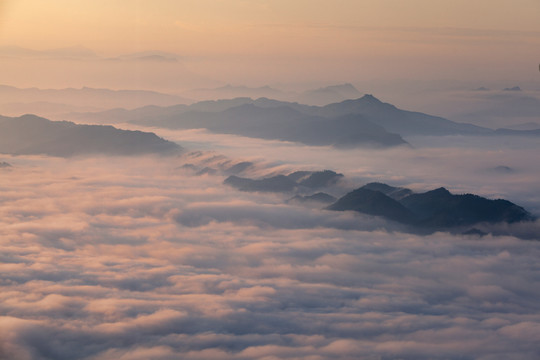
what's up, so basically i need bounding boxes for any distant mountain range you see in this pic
[188,83,363,105]
[328,182,534,230]
[0,84,188,110]
[224,170,344,193]
[0,114,181,157]
[54,94,540,148]
[0,46,182,64]
[287,192,337,206]
[222,171,535,232]
[296,83,363,106]
[73,94,513,147]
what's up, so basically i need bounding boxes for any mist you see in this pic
[1,126,540,359]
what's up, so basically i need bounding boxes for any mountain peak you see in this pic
[361,94,380,101]
[430,187,451,195]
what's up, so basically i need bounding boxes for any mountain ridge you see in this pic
[0,114,181,157]
[328,182,534,230]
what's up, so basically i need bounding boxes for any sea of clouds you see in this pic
[1,132,539,360]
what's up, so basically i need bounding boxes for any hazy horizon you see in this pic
[1,0,540,94]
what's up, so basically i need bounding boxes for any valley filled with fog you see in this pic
[1,106,540,359]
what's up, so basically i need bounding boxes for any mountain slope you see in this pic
[327,188,416,224]
[328,183,534,229]
[316,95,490,136]
[224,170,344,193]
[131,102,407,148]
[0,114,181,157]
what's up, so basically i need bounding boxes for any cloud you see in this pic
[0,138,539,360]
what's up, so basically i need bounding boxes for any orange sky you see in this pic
[1,0,539,89]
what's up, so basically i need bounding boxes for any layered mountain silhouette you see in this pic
[0,114,181,157]
[130,101,407,148]
[67,94,540,148]
[296,83,363,105]
[0,84,188,119]
[287,192,337,205]
[328,182,534,229]
[224,170,344,193]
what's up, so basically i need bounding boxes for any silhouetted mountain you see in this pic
[0,114,181,157]
[328,183,534,229]
[0,85,189,119]
[287,192,337,205]
[327,188,416,224]
[128,101,407,148]
[190,85,286,101]
[224,170,344,193]
[298,170,344,188]
[487,165,515,174]
[296,83,362,105]
[225,175,298,192]
[400,187,532,227]
[503,86,521,91]
[360,182,413,200]
[315,95,489,136]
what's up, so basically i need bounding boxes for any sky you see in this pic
[1,0,540,90]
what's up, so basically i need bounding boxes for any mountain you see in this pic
[190,85,286,101]
[287,192,337,206]
[0,85,189,119]
[0,114,181,157]
[224,170,344,193]
[314,95,490,136]
[360,182,413,200]
[328,187,416,224]
[225,175,297,193]
[296,170,344,188]
[128,102,407,148]
[328,182,534,229]
[399,187,532,228]
[70,94,540,147]
[296,83,362,105]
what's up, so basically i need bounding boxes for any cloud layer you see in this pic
[1,149,539,360]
